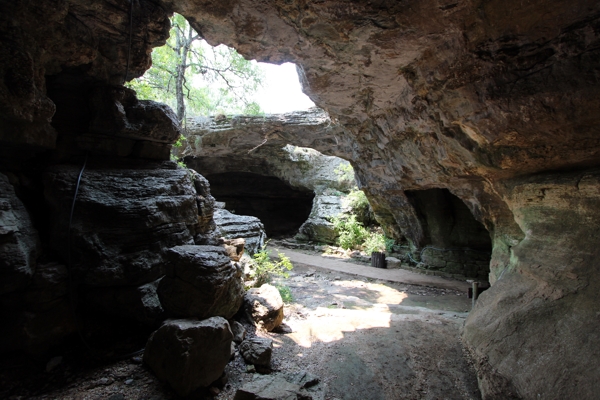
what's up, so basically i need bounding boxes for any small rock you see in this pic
[233,375,308,400]
[244,284,284,332]
[230,320,246,343]
[125,379,134,385]
[221,238,246,262]
[246,364,256,373]
[272,323,293,334]
[98,377,112,386]
[333,276,341,280]
[131,356,143,364]
[209,386,221,396]
[284,370,320,388]
[231,342,237,359]
[239,337,273,367]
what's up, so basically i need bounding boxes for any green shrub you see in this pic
[276,284,293,303]
[248,244,293,287]
[345,189,375,226]
[363,233,395,254]
[331,215,368,250]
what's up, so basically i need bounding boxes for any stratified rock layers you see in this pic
[463,169,600,399]
[44,165,198,287]
[0,0,599,397]
[158,245,244,319]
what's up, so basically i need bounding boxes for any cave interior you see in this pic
[1,0,600,398]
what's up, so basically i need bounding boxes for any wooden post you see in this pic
[371,252,386,269]
[471,281,479,309]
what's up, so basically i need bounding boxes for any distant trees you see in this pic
[127,13,264,123]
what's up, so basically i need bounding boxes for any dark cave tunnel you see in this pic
[205,172,315,238]
[405,188,492,281]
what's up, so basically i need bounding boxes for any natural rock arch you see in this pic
[1,1,599,398]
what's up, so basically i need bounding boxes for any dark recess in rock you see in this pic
[405,188,492,250]
[206,172,315,238]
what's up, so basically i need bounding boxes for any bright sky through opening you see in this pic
[254,62,316,114]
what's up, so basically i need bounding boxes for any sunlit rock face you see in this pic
[182,111,354,237]
[162,0,600,397]
[0,0,599,397]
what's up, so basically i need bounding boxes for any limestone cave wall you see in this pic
[1,0,599,398]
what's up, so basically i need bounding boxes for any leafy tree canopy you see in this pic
[127,13,264,122]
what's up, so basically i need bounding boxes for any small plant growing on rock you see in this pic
[248,243,293,287]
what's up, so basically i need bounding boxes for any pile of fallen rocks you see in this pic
[144,245,310,399]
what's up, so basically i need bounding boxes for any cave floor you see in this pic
[256,264,481,400]
[0,255,480,400]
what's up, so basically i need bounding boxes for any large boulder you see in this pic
[0,173,40,295]
[157,245,244,319]
[143,317,233,397]
[214,208,266,254]
[244,284,284,332]
[296,194,344,244]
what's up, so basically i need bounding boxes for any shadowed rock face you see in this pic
[204,172,315,238]
[1,0,599,397]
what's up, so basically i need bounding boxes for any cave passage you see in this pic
[405,188,492,281]
[205,172,315,238]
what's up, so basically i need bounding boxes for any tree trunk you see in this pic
[371,252,386,269]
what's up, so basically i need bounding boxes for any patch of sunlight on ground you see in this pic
[285,308,392,348]
[331,280,408,305]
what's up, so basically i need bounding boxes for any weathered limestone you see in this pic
[190,169,217,235]
[239,337,273,367]
[296,194,344,244]
[463,169,600,399]
[158,245,244,319]
[234,371,321,400]
[1,0,600,397]
[44,165,198,287]
[214,208,266,254]
[143,317,233,397]
[244,284,284,332]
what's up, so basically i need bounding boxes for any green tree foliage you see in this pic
[127,13,264,122]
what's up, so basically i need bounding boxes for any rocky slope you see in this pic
[1,0,599,398]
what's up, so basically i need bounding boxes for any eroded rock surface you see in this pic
[1,0,600,396]
[239,337,273,367]
[143,317,233,397]
[214,208,266,254]
[296,194,344,244]
[44,164,198,287]
[158,245,244,319]
[244,284,284,332]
